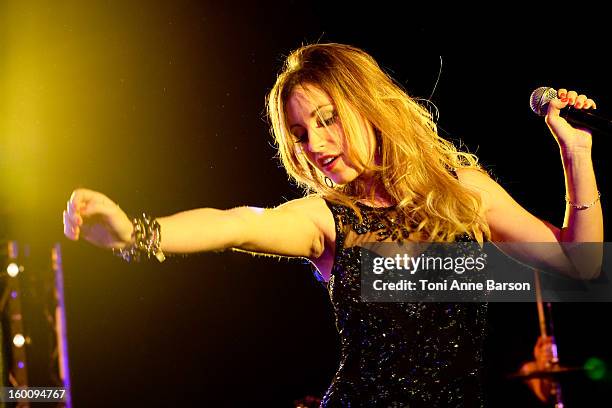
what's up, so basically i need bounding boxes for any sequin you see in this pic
[318,201,488,408]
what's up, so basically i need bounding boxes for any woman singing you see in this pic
[62,43,602,406]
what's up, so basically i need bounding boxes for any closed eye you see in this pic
[316,111,338,127]
[291,111,337,144]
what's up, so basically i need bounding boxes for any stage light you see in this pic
[18,361,25,369]
[13,334,26,348]
[585,357,607,381]
[7,262,20,277]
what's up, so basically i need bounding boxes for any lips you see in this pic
[317,155,340,171]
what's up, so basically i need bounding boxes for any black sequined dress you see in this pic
[317,201,488,408]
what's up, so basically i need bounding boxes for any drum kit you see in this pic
[507,269,586,407]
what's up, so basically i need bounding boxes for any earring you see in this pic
[375,129,383,157]
[324,176,334,188]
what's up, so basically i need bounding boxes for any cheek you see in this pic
[304,150,317,165]
[329,163,361,185]
[333,124,348,146]
[297,148,319,170]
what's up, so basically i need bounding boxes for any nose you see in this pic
[306,128,329,154]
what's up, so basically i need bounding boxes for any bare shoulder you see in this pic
[275,195,336,244]
[275,194,328,211]
[454,167,499,213]
[275,195,330,220]
[454,167,493,189]
[276,196,337,280]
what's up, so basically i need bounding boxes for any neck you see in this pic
[358,174,394,207]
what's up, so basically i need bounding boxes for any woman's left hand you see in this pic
[545,88,596,152]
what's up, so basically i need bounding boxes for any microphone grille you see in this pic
[530,87,558,116]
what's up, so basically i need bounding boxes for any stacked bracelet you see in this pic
[113,213,166,263]
[565,191,601,210]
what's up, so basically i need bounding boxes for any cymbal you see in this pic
[508,365,585,380]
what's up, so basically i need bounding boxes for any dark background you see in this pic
[1,1,610,407]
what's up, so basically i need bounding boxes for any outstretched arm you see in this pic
[63,189,331,260]
[156,198,328,258]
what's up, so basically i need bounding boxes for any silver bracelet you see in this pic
[113,213,166,262]
[565,191,601,210]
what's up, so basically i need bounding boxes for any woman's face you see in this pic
[286,84,375,185]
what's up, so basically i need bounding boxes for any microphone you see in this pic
[530,87,612,135]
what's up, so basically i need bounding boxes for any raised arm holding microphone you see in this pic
[62,44,603,407]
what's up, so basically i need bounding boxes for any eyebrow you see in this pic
[289,104,333,131]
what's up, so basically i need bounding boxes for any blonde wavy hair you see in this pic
[267,43,490,242]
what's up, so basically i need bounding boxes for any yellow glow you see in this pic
[1,2,50,237]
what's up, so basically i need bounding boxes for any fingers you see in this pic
[68,188,98,213]
[65,188,107,240]
[547,88,597,120]
[68,188,115,217]
[557,88,597,109]
[577,97,597,109]
[573,94,591,109]
[65,190,86,240]
[547,91,568,114]
[63,209,81,240]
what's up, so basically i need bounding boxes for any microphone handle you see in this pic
[560,107,612,135]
